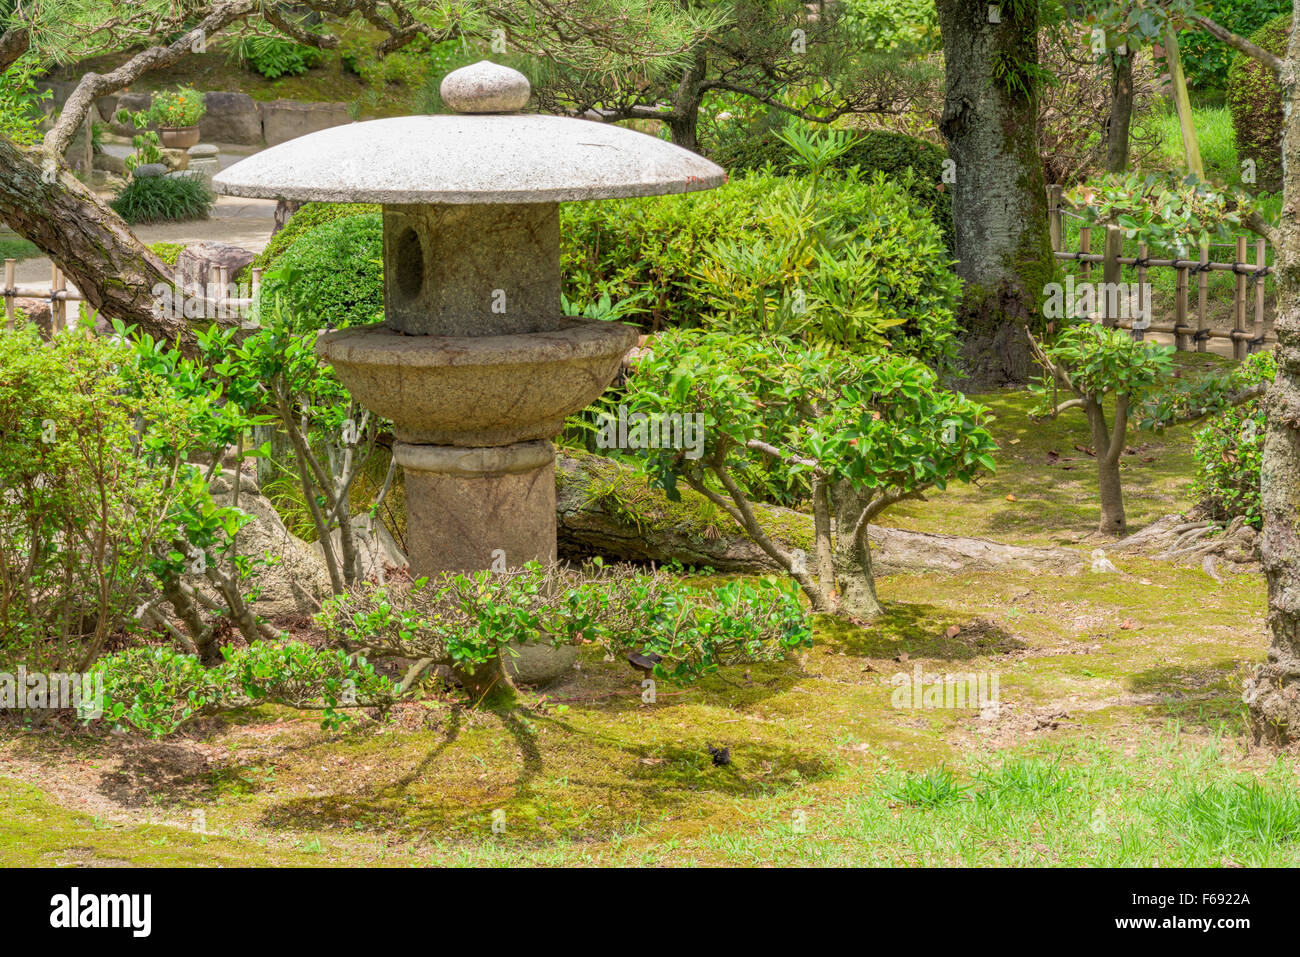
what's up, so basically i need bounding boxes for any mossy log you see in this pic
[555,450,1082,577]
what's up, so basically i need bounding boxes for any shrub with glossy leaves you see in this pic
[317,561,811,688]
[620,331,996,615]
[1192,352,1276,528]
[92,642,398,736]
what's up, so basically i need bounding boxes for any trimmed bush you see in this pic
[110,174,213,224]
[708,122,952,249]
[561,171,959,366]
[1226,14,1289,194]
[252,201,380,271]
[1182,0,1289,93]
[255,212,384,331]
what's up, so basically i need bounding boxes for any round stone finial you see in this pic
[441,61,531,114]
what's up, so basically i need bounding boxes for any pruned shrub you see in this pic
[706,122,953,249]
[110,174,213,224]
[562,170,960,365]
[254,212,384,331]
[317,561,812,689]
[1227,14,1290,194]
[252,201,381,271]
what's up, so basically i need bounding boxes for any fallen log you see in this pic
[555,450,1083,577]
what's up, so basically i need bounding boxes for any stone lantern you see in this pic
[212,62,726,686]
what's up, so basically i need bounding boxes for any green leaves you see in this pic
[317,562,811,689]
[1066,170,1255,255]
[92,643,398,736]
[623,330,998,501]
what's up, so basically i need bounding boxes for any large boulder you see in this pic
[176,242,257,289]
[191,472,333,620]
[109,92,153,136]
[260,99,352,147]
[314,513,410,585]
[200,91,264,146]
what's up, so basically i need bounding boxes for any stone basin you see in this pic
[315,317,639,447]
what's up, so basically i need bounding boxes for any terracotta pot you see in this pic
[159,125,201,149]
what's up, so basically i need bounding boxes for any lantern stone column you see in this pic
[211,59,726,687]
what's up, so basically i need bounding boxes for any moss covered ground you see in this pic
[2,378,1292,866]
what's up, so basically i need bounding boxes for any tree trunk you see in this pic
[0,136,205,354]
[1248,12,1300,744]
[1106,49,1134,173]
[831,481,883,619]
[1085,399,1127,535]
[665,51,707,150]
[936,0,1055,391]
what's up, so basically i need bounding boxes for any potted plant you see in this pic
[149,86,206,148]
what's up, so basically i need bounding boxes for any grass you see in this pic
[110,175,213,225]
[0,381,1282,867]
[0,235,39,262]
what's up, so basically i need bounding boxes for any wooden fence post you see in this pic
[1253,238,1268,354]
[1174,259,1189,351]
[1080,226,1092,285]
[1196,246,1210,353]
[3,258,13,329]
[1103,224,1122,327]
[1048,185,1062,252]
[51,264,66,333]
[1233,236,1248,360]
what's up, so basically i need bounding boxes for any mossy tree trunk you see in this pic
[0,136,206,354]
[1248,13,1300,744]
[831,481,883,619]
[935,0,1056,391]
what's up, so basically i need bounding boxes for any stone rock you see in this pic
[504,643,578,686]
[259,99,352,147]
[132,162,168,179]
[159,148,190,171]
[200,91,263,145]
[93,151,127,175]
[192,473,333,620]
[109,92,153,137]
[94,94,120,124]
[11,297,52,337]
[176,242,256,290]
[315,513,410,584]
[187,156,220,185]
[188,143,220,158]
[440,61,531,114]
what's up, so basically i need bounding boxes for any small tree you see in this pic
[1028,323,1269,535]
[622,331,997,619]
